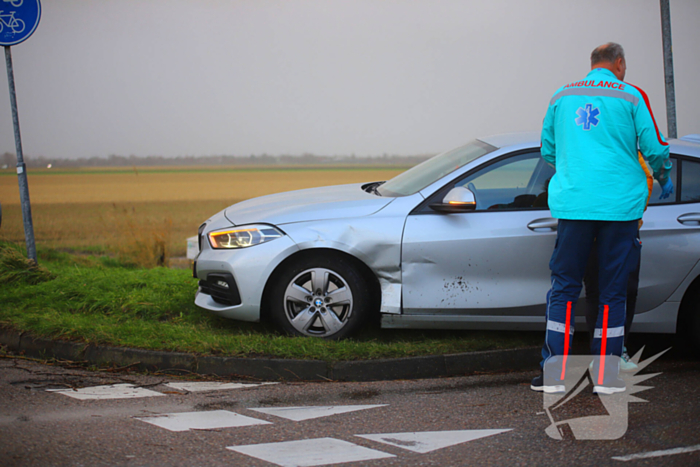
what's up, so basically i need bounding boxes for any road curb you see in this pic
[0,327,540,382]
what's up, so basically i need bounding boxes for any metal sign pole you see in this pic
[660,0,677,139]
[4,45,37,263]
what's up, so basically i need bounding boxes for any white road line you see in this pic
[228,437,395,467]
[249,405,387,421]
[612,444,700,462]
[136,410,271,432]
[356,429,512,453]
[164,381,277,392]
[46,383,165,400]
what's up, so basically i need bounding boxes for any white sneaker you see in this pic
[594,377,626,395]
[530,373,565,393]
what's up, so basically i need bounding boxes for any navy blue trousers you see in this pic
[541,219,640,382]
[583,233,641,347]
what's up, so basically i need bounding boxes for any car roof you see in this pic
[478,131,700,157]
[673,134,700,157]
[679,134,700,144]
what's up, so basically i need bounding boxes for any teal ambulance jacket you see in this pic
[541,68,670,221]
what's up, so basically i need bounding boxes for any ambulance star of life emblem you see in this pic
[575,103,600,130]
[541,347,668,440]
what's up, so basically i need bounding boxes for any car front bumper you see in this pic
[195,234,300,322]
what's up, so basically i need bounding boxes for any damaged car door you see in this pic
[400,150,557,329]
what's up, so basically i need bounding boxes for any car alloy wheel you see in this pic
[283,267,354,337]
[268,254,372,339]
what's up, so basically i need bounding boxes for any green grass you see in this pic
[0,241,541,361]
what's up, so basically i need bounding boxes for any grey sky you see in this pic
[1,0,698,159]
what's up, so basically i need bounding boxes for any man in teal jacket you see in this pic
[532,43,672,394]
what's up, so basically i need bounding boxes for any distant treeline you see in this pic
[1,152,432,169]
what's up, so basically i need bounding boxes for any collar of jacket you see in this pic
[588,68,618,81]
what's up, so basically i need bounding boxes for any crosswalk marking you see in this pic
[44,381,516,464]
[612,444,700,462]
[46,383,165,400]
[46,381,277,400]
[356,429,513,453]
[136,410,271,432]
[228,437,395,467]
[164,381,277,392]
[249,405,387,421]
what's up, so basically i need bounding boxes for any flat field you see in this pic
[0,166,407,259]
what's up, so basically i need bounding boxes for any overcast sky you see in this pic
[0,0,698,159]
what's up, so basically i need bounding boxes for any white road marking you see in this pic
[164,381,277,392]
[249,405,387,421]
[612,444,700,462]
[228,437,395,467]
[47,383,165,400]
[136,410,271,432]
[356,429,512,453]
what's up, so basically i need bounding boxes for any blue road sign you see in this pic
[0,0,41,46]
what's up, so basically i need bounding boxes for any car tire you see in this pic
[678,282,700,355]
[267,253,373,339]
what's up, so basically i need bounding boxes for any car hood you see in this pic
[224,183,394,226]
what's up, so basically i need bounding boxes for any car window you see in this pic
[681,158,700,203]
[377,139,496,197]
[454,152,553,211]
[648,157,678,205]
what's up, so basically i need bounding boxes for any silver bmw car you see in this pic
[194,132,700,340]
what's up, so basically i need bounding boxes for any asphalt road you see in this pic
[1,345,699,467]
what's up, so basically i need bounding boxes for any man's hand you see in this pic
[660,179,674,200]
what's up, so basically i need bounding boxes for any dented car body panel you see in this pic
[282,194,422,315]
[401,210,556,313]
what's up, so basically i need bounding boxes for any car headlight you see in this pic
[207,225,284,249]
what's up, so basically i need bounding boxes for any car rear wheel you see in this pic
[678,281,700,354]
[268,254,373,339]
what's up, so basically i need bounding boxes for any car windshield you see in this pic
[376,139,497,197]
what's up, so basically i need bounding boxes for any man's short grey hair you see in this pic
[590,42,625,67]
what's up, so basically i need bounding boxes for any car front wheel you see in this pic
[268,254,373,339]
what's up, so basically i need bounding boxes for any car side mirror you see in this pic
[429,186,477,213]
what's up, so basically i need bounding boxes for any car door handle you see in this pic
[677,213,700,226]
[527,218,558,232]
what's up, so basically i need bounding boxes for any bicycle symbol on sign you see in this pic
[0,10,25,35]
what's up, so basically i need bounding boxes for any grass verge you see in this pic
[0,241,541,361]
